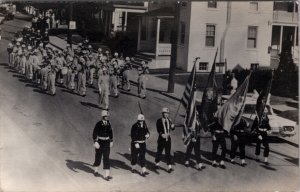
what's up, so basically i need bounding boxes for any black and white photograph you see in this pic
[0,0,299,191]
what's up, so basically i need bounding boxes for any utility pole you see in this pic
[67,2,73,49]
[167,2,180,93]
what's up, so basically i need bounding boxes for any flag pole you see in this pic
[173,57,200,124]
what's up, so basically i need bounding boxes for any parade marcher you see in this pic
[109,60,119,98]
[98,67,110,110]
[40,61,51,91]
[230,117,248,167]
[19,51,27,75]
[137,61,149,99]
[130,114,150,176]
[76,57,87,96]
[25,47,33,80]
[253,109,271,165]
[155,107,175,173]
[210,118,227,169]
[92,110,113,181]
[184,112,205,170]
[87,54,96,86]
[7,43,13,65]
[47,63,57,96]
[121,57,132,91]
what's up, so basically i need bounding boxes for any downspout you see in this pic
[220,1,231,67]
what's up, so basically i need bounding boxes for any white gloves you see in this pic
[135,143,140,149]
[94,142,100,149]
[161,134,168,139]
[145,133,150,139]
[258,135,263,140]
[191,138,197,142]
[233,135,238,141]
[212,135,217,141]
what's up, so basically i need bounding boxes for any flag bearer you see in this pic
[130,114,150,176]
[253,109,271,165]
[92,110,114,181]
[155,107,175,173]
[210,118,227,169]
[230,117,248,167]
[184,113,205,170]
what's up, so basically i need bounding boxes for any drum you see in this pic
[61,67,68,75]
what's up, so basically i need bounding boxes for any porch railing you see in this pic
[273,10,298,24]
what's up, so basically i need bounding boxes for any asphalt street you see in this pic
[0,18,299,192]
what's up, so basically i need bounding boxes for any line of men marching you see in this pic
[7,26,150,110]
[92,106,271,181]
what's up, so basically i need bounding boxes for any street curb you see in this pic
[161,92,181,102]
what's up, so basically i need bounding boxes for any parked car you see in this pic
[221,93,296,137]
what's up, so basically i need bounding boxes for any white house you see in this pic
[135,1,298,72]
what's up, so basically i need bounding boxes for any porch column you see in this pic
[156,18,161,57]
[294,26,297,47]
[124,11,128,31]
[137,17,141,51]
[279,25,283,52]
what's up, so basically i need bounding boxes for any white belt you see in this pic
[97,136,109,140]
[135,140,145,143]
[258,128,267,132]
[215,130,224,133]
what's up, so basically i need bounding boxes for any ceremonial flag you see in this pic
[215,73,251,132]
[182,64,197,146]
[198,49,219,132]
[256,71,273,125]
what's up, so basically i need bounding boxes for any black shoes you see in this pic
[220,164,226,169]
[167,168,174,173]
[104,176,112,181]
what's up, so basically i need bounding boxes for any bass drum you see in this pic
[61,67,68,75]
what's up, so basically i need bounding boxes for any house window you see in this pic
[249,2,258,11]
[206,24,215,47]
[208,1,217,8]
[180,22,185,44]
[199,62,208,71]
[181,1,187,7]
[247,26,257,48]
[251,63,259,70]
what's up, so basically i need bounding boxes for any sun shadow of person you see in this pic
[65,159,94,174]
[260,164,277,171]
[110,158,132,171]
[173,150,212,168]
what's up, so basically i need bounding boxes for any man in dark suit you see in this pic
[155,107,175,173]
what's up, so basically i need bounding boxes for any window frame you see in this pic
[205,24,216,47]
[247,26,258,49]
[249,1,259,11]
[198,62,209,71]
[208,1,217,8]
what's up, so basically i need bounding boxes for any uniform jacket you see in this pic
[156,118,174,139]
[131,121,150,143]
[93,120,113,142]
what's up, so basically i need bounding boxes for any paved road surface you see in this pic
[0,19,299,192]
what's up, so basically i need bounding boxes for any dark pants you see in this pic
[212,136,226,161]
[155,137,172,165]
[131,142,146,167]
[185,137,202,164]
[255,132,269,157]
[230,134,246,159]
[93,140,110,169]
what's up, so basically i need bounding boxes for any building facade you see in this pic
[136,1,298,72]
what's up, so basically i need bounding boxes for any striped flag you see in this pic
[198,49,219,132]
[215,73,251,132]
[182,64,197,146]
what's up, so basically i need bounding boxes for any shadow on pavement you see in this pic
[65,159,94,173]
[25,83,39,88]
[0,63,8,66]
[110,158,132,171]
[173,150,212,167]
[33,89,50,95]
[62,89,77,95]
[8,70,18,74]
[260,164,277,171]
[12,74,25,79]
[80,101,100,109]
[120,90,139,98]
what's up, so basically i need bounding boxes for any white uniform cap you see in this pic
[88,45,92,49]
[101,110,109,117]
[16,42,20,46]
[39,43,43,47]
[28,46,32,50]
[137,114,145,121]
[125,57,130,61]
[162,107,170,113]
[114,52,118,56]
[98,48,102,52]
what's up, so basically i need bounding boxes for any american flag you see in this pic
[182,63,197,146]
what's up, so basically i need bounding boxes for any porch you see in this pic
[136,7,174,69]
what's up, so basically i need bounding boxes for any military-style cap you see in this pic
[162,107,170,113]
